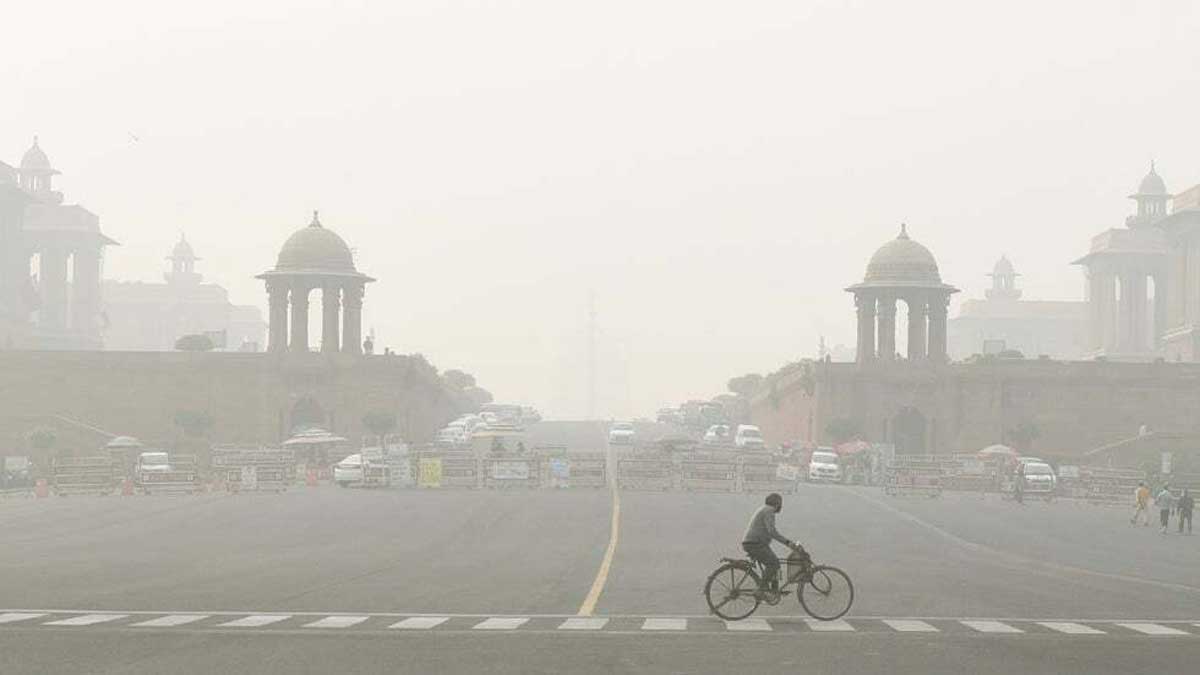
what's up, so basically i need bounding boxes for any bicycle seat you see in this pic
[721,557,751,565]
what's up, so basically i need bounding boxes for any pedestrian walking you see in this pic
[1178,489,1194,535]
[1013,463,1025,505]
[1131,481,1151,526]
[1154,484,1176,534]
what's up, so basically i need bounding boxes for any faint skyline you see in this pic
[8,0,1200,417]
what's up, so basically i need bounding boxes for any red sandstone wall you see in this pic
[0,351,461,454]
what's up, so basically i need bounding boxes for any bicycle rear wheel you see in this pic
[798,565,853,621]
[704,563,761,621]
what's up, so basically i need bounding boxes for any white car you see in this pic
[735,425,766,450]
[334,454,366,486]
[807,450,842,483]
[609,421,636,446]
[1019,461,1057,495]
[703,424,731,445]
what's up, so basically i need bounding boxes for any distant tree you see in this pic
[174,334,215,352]
[173,410,214,438]
[362,410,398,438]
[442,369,476,390]
[463,386,494,407]
[26,427,57,476]
[825,417,862,444]
[727,373,764,398]
[1006,421,1040,451]
[27,427,56,453]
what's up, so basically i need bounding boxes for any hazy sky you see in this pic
[7,0,1200,418]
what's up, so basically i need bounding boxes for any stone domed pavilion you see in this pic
[847,224,958,363]
[257,212,374,354]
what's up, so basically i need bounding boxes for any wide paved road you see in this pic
[1,480,1197,674]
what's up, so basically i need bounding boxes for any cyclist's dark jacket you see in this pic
[742,505,790,546]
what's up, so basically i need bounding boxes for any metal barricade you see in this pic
[616,457,674,491]
[483,456,541,489]
[1077,467,1144,505]
[137,455,200,494]
[212,447,295,493]
[679,459,738,492]
[53,456,120,496]
[739,456,799,494]
[884,458,944,498]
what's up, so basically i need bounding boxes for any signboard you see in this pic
[775,464,800,481]
[492,461,531,480]
[418,458,443,488]
[240,465,258,491]
[549,458,571,480]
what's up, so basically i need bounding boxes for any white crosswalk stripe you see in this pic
[559,617,609,630]
[805,618,854,632]
[883,620,939,632]
[1038,622,1105,635]
[389,617,449,630]
[131,615,209,628]
[962,620,1023,634]
[218,615,292,628]
[44,614,128,627]
[1117,623,1189,636]
[725,618,772,631]
[473,617,528,630]
[0,613,46,625]
[642,618,687,631]
[4,611,1199,636]
[305,616,370,629]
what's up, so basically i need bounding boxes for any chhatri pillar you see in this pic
[877,296,897,361]
[321,285,341,353]
[342,283,364,356]
[854,291,876,363]
[290,284,311,352]
[266,280,289,352]
[906,295,928,361]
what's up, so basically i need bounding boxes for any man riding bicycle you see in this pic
[743,493,809,601]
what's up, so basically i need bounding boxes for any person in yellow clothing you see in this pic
[1131,481,1151,526]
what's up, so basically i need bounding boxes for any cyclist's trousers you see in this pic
[742,542,779,591]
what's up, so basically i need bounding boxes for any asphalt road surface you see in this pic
[2,471,1197,673]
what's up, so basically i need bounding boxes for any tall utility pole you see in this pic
[588,292,597,421]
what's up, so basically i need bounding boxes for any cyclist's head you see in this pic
[765,492,783,512]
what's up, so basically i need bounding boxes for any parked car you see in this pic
[734,424,766,450]
[135,451,172,475]
[1019,461,1057,497]
[807,450,843,483]
[608,421,636,446]
[334,453,367,486]
[703,424,731,445]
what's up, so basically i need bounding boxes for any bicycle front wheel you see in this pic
[798,565,853,621]
[704,563,761,621]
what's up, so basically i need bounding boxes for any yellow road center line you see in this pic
[578,457,621,616]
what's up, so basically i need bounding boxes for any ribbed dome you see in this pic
[20,137,52,172]
[275,212,356,273]
[862,224,942,286]
[1137,163,1167,196]
[171,235,196,260]
[992,255,1015,277]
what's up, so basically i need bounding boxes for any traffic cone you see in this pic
[121,478,134,496]
[34,479,49,498]
[306,468,318,487]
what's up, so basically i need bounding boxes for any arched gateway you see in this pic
[257,212,374,354]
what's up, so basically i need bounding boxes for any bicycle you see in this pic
[703,549,853,621]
